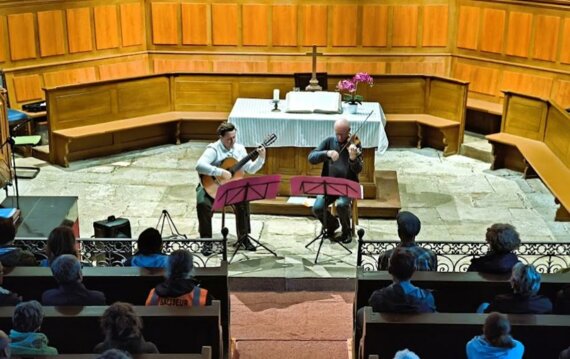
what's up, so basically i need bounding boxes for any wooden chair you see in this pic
[332,198,358,236]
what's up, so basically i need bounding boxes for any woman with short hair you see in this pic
[466,312,524,359]
[468,223,521,274]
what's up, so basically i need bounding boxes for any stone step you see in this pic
[460,132,493,163]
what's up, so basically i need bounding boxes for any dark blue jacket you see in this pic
[41,282,106,306]
[468,252,519,274]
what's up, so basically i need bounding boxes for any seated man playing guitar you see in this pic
[195,122,266,254]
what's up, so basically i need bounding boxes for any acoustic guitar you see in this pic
[200,133,277,198]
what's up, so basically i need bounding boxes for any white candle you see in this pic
[273,89,280,101]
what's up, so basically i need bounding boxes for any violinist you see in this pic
[308,118,363,244]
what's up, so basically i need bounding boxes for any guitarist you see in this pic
[195,122,266,255]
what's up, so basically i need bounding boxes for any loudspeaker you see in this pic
[93,216,132,238]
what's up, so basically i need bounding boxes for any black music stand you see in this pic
[213,175,281,263]
[291,176,362,264]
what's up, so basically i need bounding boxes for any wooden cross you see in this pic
[305,45,323,92]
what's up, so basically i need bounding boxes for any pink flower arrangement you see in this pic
[336,72,374,105]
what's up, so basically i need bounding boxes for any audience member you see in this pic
[479,263,552,314]
[146,249,213,306]
[0,218,36,266]
[41,254,106,306]
[97,348,133,359]
[124,228,168,268]
[9,300,58,356]
[94,302,159,354]
[560,346,570,359]
[554,286,570,314]
[468,223,520,274]
[0,262,21,306]
[0,330,9,359]
[466,312,524,359]
[40,226,90,267]
[394,349,420,359]
[377,211,437,271]
[356,249,436,337]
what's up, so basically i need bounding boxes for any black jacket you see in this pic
[94,336,159,354]
[486,293,553,314]
[41,282,106,306]
[468,252,519,274]
[369,283,436,313]
[0,286,21,306]
[308,136,363,182]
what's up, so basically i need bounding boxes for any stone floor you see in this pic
[6,135,570,279]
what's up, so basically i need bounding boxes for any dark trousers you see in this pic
[312,195,351,234]
[196,185,251,239]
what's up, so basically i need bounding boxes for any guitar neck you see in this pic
[229,148,259,174]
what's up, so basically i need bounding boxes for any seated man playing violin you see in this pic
[195,122,266,254]
[308,118,363,244]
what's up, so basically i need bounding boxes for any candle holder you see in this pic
[271,99,280,112]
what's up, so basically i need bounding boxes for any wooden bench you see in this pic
[360,309,570,359]
[486,91,570,221]
[355,268,569,314]
[0,303,222,358]
[4,263,230,358]
[372,75,468,156]
[466,98,503,134]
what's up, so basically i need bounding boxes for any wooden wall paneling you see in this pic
[331,5,357,47]
[236,77,291,99]
[552,79,570,108]
[456,6,480,50]
[327,61,386,75]
[7,13,37,60]
[152,58,211,73]
[533,15,560,62]
[181,3,208,45]
[116,77,171,117]
[368,77,426,113]
[392,5,418,47]
[301,5,327,47]
[480,8,505,54]
[560,19,570,64]
[505,12,532,58]
[422,5,448,47]
[242,4,268,46]
[269,60,311,73]
[0,15,5,63]
[50,87,114,127]
[43,67,97,88]
[66,8,93,53]
[37,10,65,57]
[272,5,298,46]
[544,105,570,165]
[99,59,149,80]
[362,5,388,47]
[502,93,547,140]
[94,5,120,50]
[12,75,43,102]
[501,71,553,99]
[212,4,238,46]
[173,77,234,111]
[454,62,499,95]
[120,2,144,47]
[212,60,268,73]
[391,61,445,76]
[151,2,179,45]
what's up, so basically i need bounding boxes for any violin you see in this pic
[339,132,362,158]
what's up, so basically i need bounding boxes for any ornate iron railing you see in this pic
[357,235,570,273]
[15,232,228,268]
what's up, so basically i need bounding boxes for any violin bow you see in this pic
[339,110,374,154]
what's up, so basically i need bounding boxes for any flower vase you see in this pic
[347,103,358,114]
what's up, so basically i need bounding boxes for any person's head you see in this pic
[510,263,541,296]
[167,249,194,280]
[217,122,237,150]
[100,302,142,341]
[388,248,416,281]
[137,228,163,255]
[0,330,10,359]
[46,226,78,262]
[12,300,44,333]
[485,223,520,254]
[51,254,82,284]
[483,312,515,348]
[334,118,350,144]
[560,346,570,359]
[394,349,420,359]
[396,211,421,242]
[96,348,133,359]
[0,219,16,246]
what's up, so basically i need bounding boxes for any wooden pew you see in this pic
[46,347,212,358]
[360,308,570,359]
[466,98,503,134]
[486,91,570,221]
[355,268,570,314]
[3,263,230,359]
[0,304,222,358]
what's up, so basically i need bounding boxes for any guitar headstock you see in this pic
[262,133,277,147]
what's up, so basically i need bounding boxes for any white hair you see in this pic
[394,349,420,359]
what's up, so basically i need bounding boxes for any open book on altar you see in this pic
[285,91,342,114]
